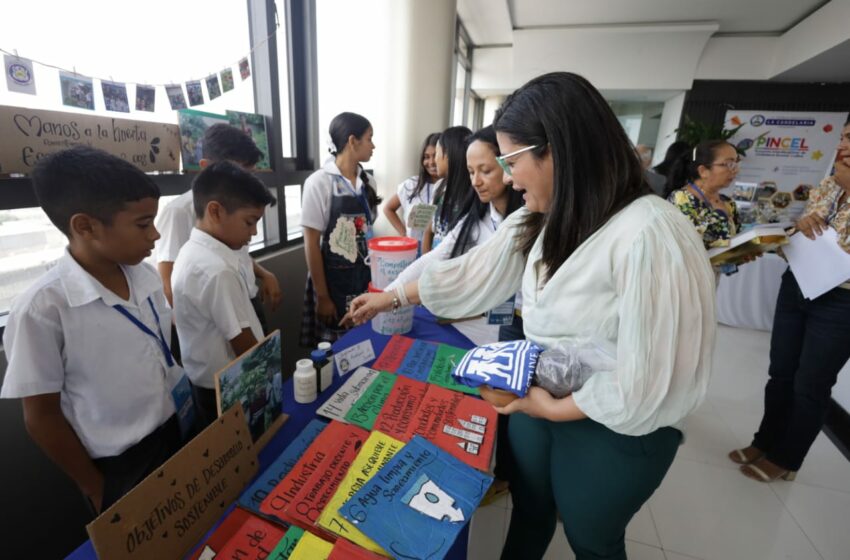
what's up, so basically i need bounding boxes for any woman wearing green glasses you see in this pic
[666,140,742,251]
[343,72,715,560]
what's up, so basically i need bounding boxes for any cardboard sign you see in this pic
[371,335,414,372]
[216,330,286,451]
[340,436,492,560]
[316,367,382,422]
[405,385,497,472]
[396,339,438,381]
[316,431,404,554]
[87,406,258,560]
[238,419,327,517]
[0,105,180,174]
[373,377,429,440]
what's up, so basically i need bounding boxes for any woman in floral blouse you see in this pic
[730,118,850,483]
[666,140,742,250]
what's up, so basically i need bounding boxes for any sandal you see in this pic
[740,458,796,482]
[728,446,763,465]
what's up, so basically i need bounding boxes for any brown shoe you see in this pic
[740,457,796,482]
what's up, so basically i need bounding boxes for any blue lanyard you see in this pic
[425,182,432,204]
[114,297,175,368]
[335,176,372,224]
[689,181,730,221]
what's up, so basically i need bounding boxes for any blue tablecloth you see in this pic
[68,307,476,560]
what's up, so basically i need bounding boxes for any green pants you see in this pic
[501,414,680,560]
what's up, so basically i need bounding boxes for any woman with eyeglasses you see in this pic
[729,118,850,483]
[342,72,716,560]
[666,140,742,251]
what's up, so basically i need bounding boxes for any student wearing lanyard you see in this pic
[383,132,442,239]
[344,73,716,560]
[666,140,742,252]
[1,147,187,515]
[730,119,850,482]
[422,126,474,253]
[300,112,381,346]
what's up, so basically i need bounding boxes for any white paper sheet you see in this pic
[783,228,850,299]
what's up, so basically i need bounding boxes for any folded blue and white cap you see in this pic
[451,340,543,397]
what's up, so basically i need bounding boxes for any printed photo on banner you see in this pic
[4,54,36,95]
[215,331,283,443]
[205,74,222,101]
[177,109,228,171]
[220,68,235,92]
[135,85,155,112]
[101,81,129,113]
[165,84,187,110]
[227,110,271,170]
[185,80,204,107]
[239,57,250,80]
[59,72,94,110]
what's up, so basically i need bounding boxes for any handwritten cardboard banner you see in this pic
[87,406,258,560]
[0,105,180,174]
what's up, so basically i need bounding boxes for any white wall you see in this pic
[653,92,686,166]
[695,37,778,80]
[470,47,513,96]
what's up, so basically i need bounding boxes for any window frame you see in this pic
[0,0,320,323]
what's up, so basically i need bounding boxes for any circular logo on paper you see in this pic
[8,63,32,85]
[339,358,350,373]
[749,114,766,127]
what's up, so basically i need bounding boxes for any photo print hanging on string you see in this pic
[101,81,130,113]
[205,74,222,101]
[185,80,204,107]
[165,84,187,110]
[135,85,155,112]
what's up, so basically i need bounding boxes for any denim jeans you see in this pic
[752,270,850,470]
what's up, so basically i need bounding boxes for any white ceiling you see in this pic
[772,38,850,82]
[459,0,829,45]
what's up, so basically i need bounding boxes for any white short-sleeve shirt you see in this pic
[396,176,438,236]
[300,158,376,233]
[155,190,258,298]
[1,251,180,458]
[172,228,264,389]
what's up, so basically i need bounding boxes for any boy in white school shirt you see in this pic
[172,161,275,426]
[155,124,281,327]
[1,147,189,514]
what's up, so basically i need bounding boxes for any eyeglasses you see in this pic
[496,145,540,176]
[711,159,741,171]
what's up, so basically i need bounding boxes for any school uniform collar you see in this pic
[58,248,162,308]
[189,228,242,272]
[322,156,365,192]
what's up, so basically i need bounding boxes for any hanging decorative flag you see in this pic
[185,79,204,106]
[205,73,222,101]
[59,71,94,110]
[101,80,130,113]
[4,54,36,95]
[239,57,251,80]
[220,67,235,92]
[165,84,187,110]
[135,84,155,112]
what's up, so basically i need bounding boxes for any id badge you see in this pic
[169,370,196,439]
[486,295,516,325]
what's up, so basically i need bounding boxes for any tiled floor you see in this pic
[467,325,850,559]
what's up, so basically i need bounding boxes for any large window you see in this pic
[450,20,476,129]
[0,0,317,318]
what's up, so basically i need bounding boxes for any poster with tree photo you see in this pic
[227,110,271,170]
[177,108,227,171]
[215,331,285,448]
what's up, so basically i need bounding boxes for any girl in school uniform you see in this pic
[300,112,381,346]
[422,126,474,253]
[383,132,442,240]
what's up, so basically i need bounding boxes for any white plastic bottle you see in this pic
[318,341,334,391]
[293,359,317,404]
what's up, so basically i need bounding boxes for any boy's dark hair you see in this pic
[31,146,160,237]
[192,160,276,217]
[202,123,264,167]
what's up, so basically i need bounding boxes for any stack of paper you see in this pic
[707,225,789,265]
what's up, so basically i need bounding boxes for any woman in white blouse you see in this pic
[344,72,716,560]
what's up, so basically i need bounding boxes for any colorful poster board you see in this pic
[316,367,382,422]
[373,377,429,440]
[227,110,271,170]
[427,344,479,396]
[343,371,397,430]
[194,509,285,560]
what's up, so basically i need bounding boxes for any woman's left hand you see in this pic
[494,386,557,419]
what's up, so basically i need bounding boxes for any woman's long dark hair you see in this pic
[493,72,649,278]
[664,139,732,198]
[653,140,691,179]
[450,126,524,258]
[328,112,382,210]
[433,126,474,234]
[409,132,441,203]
